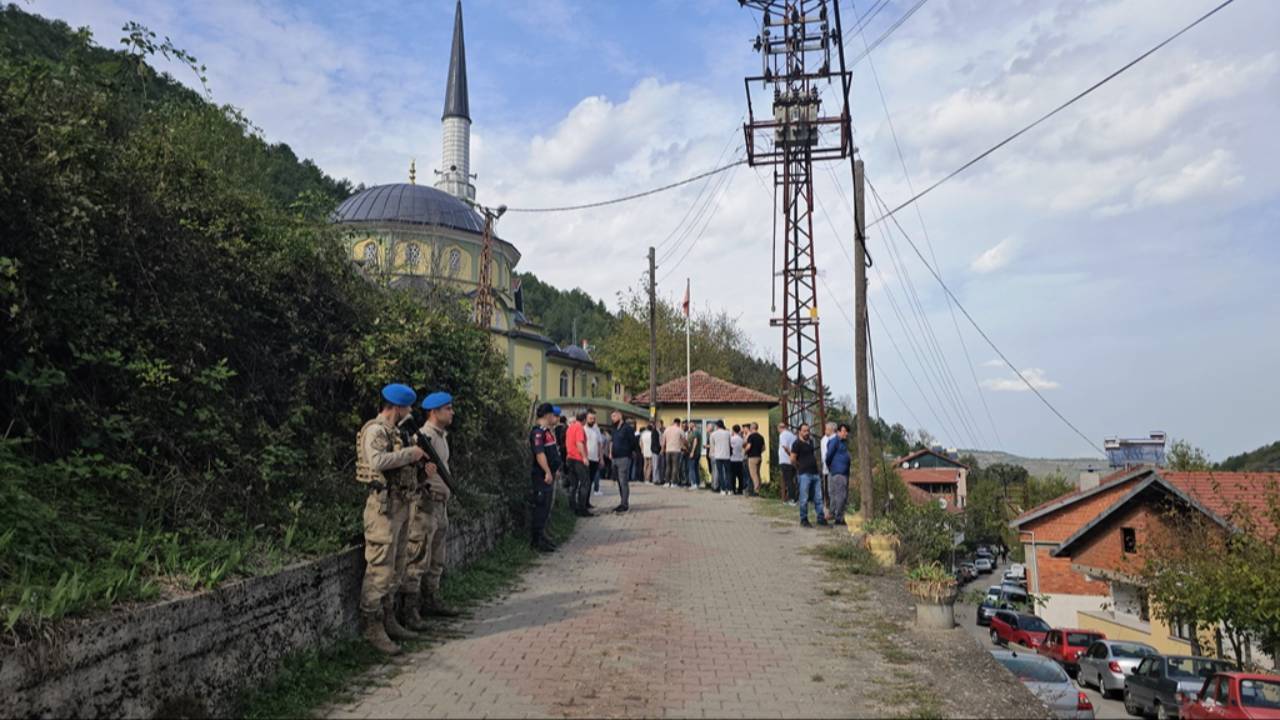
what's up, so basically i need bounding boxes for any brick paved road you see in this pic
[324,484,960,719]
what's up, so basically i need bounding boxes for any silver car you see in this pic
[975,557,994,573]
[1077,639,1158,698]
[992,650,1095,719]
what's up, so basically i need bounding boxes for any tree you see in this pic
[1025,473,1074,508]
[1167,438,1212,471]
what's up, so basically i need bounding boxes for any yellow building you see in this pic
[329,0,643,418]
[633,371,779,485]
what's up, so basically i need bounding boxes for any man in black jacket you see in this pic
[609,411,636,513]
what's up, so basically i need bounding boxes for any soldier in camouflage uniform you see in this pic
[403,391,462,620]
[355,383,427,655]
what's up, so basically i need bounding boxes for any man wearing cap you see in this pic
[404,391,461,619]
[529,403,561,551]
[356,383,428,655]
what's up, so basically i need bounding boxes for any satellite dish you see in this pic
[937,497,947,510]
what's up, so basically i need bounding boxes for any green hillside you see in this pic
[1218,440,1280,471]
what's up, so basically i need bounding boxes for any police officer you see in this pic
[356,383,427,655]
[529,403,561,552]
[403,391,461,619]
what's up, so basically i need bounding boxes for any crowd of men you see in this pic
[355,384,856,656]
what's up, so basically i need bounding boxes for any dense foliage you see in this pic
[1218,440,1280,472]
[515,272,616,347]
[0,8,526,637]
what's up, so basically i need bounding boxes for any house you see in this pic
[631,371,778,485]
[1011,467,1279,658]
[893,448,969,510]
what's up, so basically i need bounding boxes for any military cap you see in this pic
[421,391,453,410]
[381,383,417,407]
[536,402,556,418]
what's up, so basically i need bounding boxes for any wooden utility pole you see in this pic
[853,158,874,519]
[647,246,658,420]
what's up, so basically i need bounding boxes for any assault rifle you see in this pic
[397,413,458,498]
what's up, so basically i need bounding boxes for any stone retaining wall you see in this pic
[0,506,514,719]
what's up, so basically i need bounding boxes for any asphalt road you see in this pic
[954,561,1130,720]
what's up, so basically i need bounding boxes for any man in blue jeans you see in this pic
[788,423,826,527]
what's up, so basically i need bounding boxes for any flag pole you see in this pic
[684,278,691,423]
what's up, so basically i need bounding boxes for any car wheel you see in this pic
[990,629,999,645]
[1155,702,1169,720]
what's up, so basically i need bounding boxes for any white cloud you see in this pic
[970,237,1017,273]
[981,358,1005,368]
[982,368,1061,392]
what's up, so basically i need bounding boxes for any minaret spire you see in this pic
[436,0,476,202]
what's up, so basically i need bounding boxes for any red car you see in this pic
[1037,628,1106,676]
[989,609,1051,650]
[1181,672,1280,719]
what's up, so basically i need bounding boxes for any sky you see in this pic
[32,0,1280,461]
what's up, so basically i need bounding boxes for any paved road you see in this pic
[325,484,892,719]
[954,565,1129,720]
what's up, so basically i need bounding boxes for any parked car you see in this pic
[977,585,1002,626]
[960,562,978,582]
[990,609,1051,650]
[1125,655,1235,720]
[1077,639,1158,699]
[976,546,994,559]
[1003,571,1028,588]
[975,557,994,574]
[998,583,1031,609]
[1038,628,1106,677]
[1007,562,1026,578]
[992,649,1095,720]
[1180,672,1280,719]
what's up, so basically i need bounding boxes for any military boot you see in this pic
[423,589,462,618]
[382,596,420,642]
[398,592,432,632]
[362,609,401,656]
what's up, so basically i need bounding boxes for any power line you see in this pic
[846,0,929,66]
[656,143,743,267]
[656,163,740,286]
[653,123,744,259]
[867,0,1238,230]
[866,178,1104,456]
[504,158,746,214]
[849,1,1003,449]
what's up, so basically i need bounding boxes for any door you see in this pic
[1131,658,1155,707]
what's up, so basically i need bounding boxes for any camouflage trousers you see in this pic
[404,495,448,595]
[359,490,411,613]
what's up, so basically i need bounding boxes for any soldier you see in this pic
[356,383,427,656]
[404,391,462,619]
[529,403,561,552]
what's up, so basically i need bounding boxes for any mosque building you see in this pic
[331,1,644,419]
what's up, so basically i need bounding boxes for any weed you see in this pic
[810,539,883,576]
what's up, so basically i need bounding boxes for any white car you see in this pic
[1007,563,1026,578]
[975,557,994,574]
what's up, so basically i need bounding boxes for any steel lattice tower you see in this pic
[740,0,854,432]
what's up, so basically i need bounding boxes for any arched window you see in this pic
[405,243,421,270]
[559,370,569,397]
[590,378,598,397]
[447,248,462,276]
[523,363,534,389]
[613,381,622,397]
[362,242,379,268]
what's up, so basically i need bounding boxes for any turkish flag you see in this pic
[682,279,690,317]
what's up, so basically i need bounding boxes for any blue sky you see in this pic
[34,0,1280,461]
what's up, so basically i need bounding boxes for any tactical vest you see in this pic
[355,418,416,493]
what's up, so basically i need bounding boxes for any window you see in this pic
[405,243,421,269]
[523,363,534,389]
[362,242,379,268]
[1172,617,1196,642]
[559,370,569,397]
[448,248,462,276]
[1122,527,1137,553]
[613,381,621,396]
[590,378,598,397]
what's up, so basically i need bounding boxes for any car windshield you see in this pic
[1111,643,1156,659]
[1240,679,1280,709]
[1166,657,1232,680]
[1003,592,1029,606]
[1066,633,1103,646]
[1019,616,1051,633]
[998,656,1069,683]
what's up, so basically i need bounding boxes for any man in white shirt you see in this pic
[778,421,798,505]
[639,423,654,487]
[585,410,603,498]
[729,425,748,496]
[710,421,734,495]
[820,421,836,519]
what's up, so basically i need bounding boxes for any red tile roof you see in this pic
[1162,471,1280,537]
[632,370,778,406]
[1012,467,1139,526]
[900,468,963,486]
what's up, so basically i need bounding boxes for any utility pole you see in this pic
[853,158,874,519]
[647,246,658,420]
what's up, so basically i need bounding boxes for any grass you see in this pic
[809,538,885,576]
[876,678,944,719]
[237,498,577,718]
[748,495,796,521]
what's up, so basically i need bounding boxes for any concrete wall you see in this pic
[0,507,513,719]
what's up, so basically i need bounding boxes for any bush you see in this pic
[891,501,956,568]
[0,9,528,637]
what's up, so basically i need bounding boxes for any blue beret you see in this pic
[421,391,453,410]
[552,405,562,416]
[381,383,416,407]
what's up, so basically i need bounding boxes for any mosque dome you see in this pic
[333,183,485,235]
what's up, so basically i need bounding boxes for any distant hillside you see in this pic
[1218,441,1280,472]
[963,450,1104,479]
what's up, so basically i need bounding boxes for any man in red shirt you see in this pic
[565,410,592,517]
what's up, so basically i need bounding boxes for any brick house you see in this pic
[894,448,969,510]
[1011,468,1279,658]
